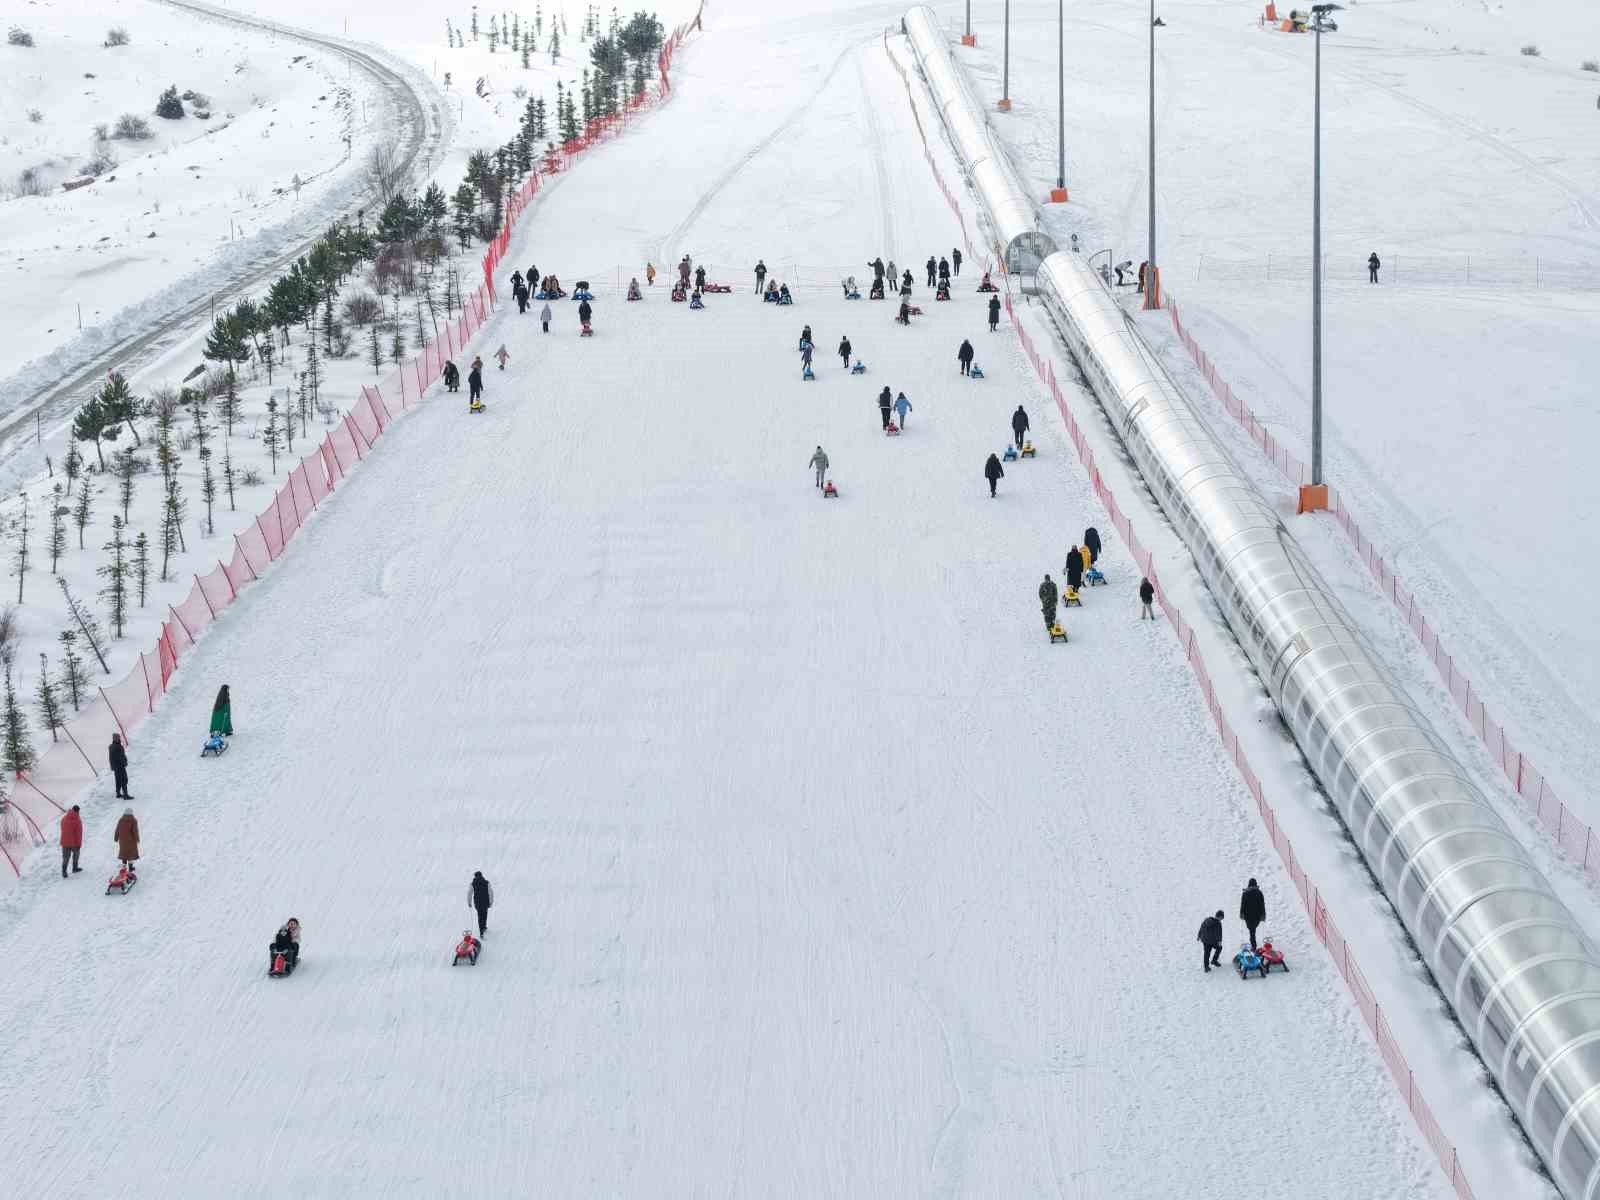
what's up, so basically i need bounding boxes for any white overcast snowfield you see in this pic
[0,0,1593,1196]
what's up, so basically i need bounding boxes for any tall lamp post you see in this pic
[998,0,1012,111]
[962,0,976,46]
[1050,0,1068,202]
[1143,4,1165,309]
[1300,2,1342,514]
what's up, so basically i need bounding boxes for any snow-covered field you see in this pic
[950,0,1600,863]
[0,2,1528,1194]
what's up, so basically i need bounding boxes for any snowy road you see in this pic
[0,0,445,490]
[0,9,1479,1197]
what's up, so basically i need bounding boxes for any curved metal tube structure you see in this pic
[901,7,1600,1196]
[903,7,1055,273]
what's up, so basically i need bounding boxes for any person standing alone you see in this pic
[1240,877,1266,951]
[109,733,131,800]
[984,452,1004,498]
[1368,251,1381,283]
[1197,909,1224,972]
[469,871,494,935]
[60,804,83,877]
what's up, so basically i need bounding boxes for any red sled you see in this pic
[580,323,594,337]
[105,865,137,895]
[702,283,732,293]
[453,933,482,966]
[1258,941,1289,973]
[885,422,900,436]
[822,480,839,498]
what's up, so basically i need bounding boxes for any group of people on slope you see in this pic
[1198,879,1268,972]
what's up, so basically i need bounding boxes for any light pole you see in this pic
[998,0,1012,111]
[1300,2,1342,513]
[1144,5,1165,309]
[1050,0,1068,202]
[962,0,976,46]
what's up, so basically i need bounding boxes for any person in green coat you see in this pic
[209,684,233,737]
[1039,574,1059,631]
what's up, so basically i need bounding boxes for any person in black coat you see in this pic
[1084,526,1102,564]
[1065,545,1083,590]
[467,362,484,403]
[528,264,540,291]
[1011,405,1029,450]
[984,452,1004,497]
[578,299,593,326]
[878,386,893,429]
[755,259,767,292]
[1198,910,1224,971]
[938,257,950,282]
[1139,576,1155,619]
[957,339,975,376]
[694,265,706,290]
[469,871,494,935]
[838,335,852,368]
[988,294,1001,331]
[868,257,885,286]
[514,282,529,314]
[952,247,963,276]
[442,360,460,392]
[109,733,132,800]
[925,256,937,287]
[901,269,914,295]
[1368,252,1380,283]
[1240,878,1266,950]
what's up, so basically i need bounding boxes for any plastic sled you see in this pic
[851,361,866,375]
[885,421,900,436]
[105,865,137,895]
[626,292,642,302]
[969,366,985,379]
[1234,945,1267,979]
[1064,586,1083,607]
[469,398,486,413]
[452,934,481,966]
[572,290,594,302]
[671,288,687,303]
[689,297,705,309]
[1049,624,1068,644]
[1258,941,1288,973]
[777,295,793,305]
[1084,566,1106,587]
[1020,441,1036,458]
[844,290,861,300]
[580,323,594,337]
[200,733,228,757]
[802,365,815,380]
[1002,446,1018,462]
[935,287,951,302]
[869,286,885,300]
[822,480,838,498]
[268,948,297,978]
[703,283,731,293]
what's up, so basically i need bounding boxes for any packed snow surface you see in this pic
[0,1,1562,1195]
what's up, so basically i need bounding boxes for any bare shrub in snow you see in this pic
[27,108,42,124]
[240,467,264,487]
[16,168,47,198]
[105,27,131,48]
[83,150,117,177]
[181,89,211,108]
[8,27,34,48]
[366,143,404,205]
[113,113,154,140]
[342,293,382,326]
[93,122,110,141]
[1583,60,1599,73]
[1520,44,1541,57]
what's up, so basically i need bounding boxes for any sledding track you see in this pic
[0,0,444,488]
[0,8,1466,1198]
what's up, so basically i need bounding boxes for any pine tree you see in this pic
[471,5,478,39]
[115,445,137,522]
[133,531,150,607]
[57,630,88,711]
[550,26,561,62]
[35,652,63,742]
[59,578,108,673]
[260,339,276,385]
[98,515,129,638]
[218,370,241,437]
[72,396,113,472]
[65,442,83,489]
[12,490,29,604]
[304,321,323,413]
[222,442,237,512]
[390,292,407,363]
[72,476,92,550]
[263,398,281,475]
[1,656,36,776]
[47,482,65,574]
[522,43,530,69]
[192,399,216,534]
[296,371,311,439]
[368,322,383,375]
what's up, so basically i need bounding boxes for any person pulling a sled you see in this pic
[878,386,893,430]
[470,871,494,935]
[1240,878,1266,951]
[467,362,484,409]
[809,446,830,490]
[1011,405,1029,450]
[958,339,975,376]
[838,336,852,369]
[114,807,140,872]
[1039,574,1059,631]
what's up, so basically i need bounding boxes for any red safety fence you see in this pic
[999,278,1476,1198]
[1166,295,1596,889]
[2,6,704,877]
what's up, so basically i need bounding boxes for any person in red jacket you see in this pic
[60,804,83,877]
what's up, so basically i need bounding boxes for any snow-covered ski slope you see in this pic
[0,5,1513,1195]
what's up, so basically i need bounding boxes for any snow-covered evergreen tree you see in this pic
[72,477,92,550]
[58,578,108,673]
[12,491,28,604]
[47,483,65,575]
[1,655,36,775]
[35,652,63,741]
[263,398,281,475]
[56,630,88,711]
[98,515,129,638]
[133,531,150,607]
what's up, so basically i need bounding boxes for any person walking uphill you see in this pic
[809,446,830,489]
[1039,574,1059,631]
[952,246,963,277]
[467,361,484,407]
[1240,878,1266,951]
[469,870,494,935]
[1065,545,1083,591]
[1139,576,1156,619]
[1011,405,1029,450]
[114,807,140,871]
[1198,909,1224,972]
[60,804,83,877]
[878,386,893,429]
[1084,526,1102,565]
[540,301,553,333]
[958,339,975,376]
[210,685,233,738]
[988,294,1001,332]
[754,259,767,294]
[985,452,1004,498]
[926,256,937,287]
[838,335,852,369]
[578,299,593,330]
[109,733,131,800]
[893,391,911,428]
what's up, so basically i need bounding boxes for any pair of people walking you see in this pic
[1196,878,1267,971]
[57,802,139,878]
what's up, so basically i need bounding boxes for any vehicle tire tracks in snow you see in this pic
[0,0,446,488]
[654,41,856,263]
